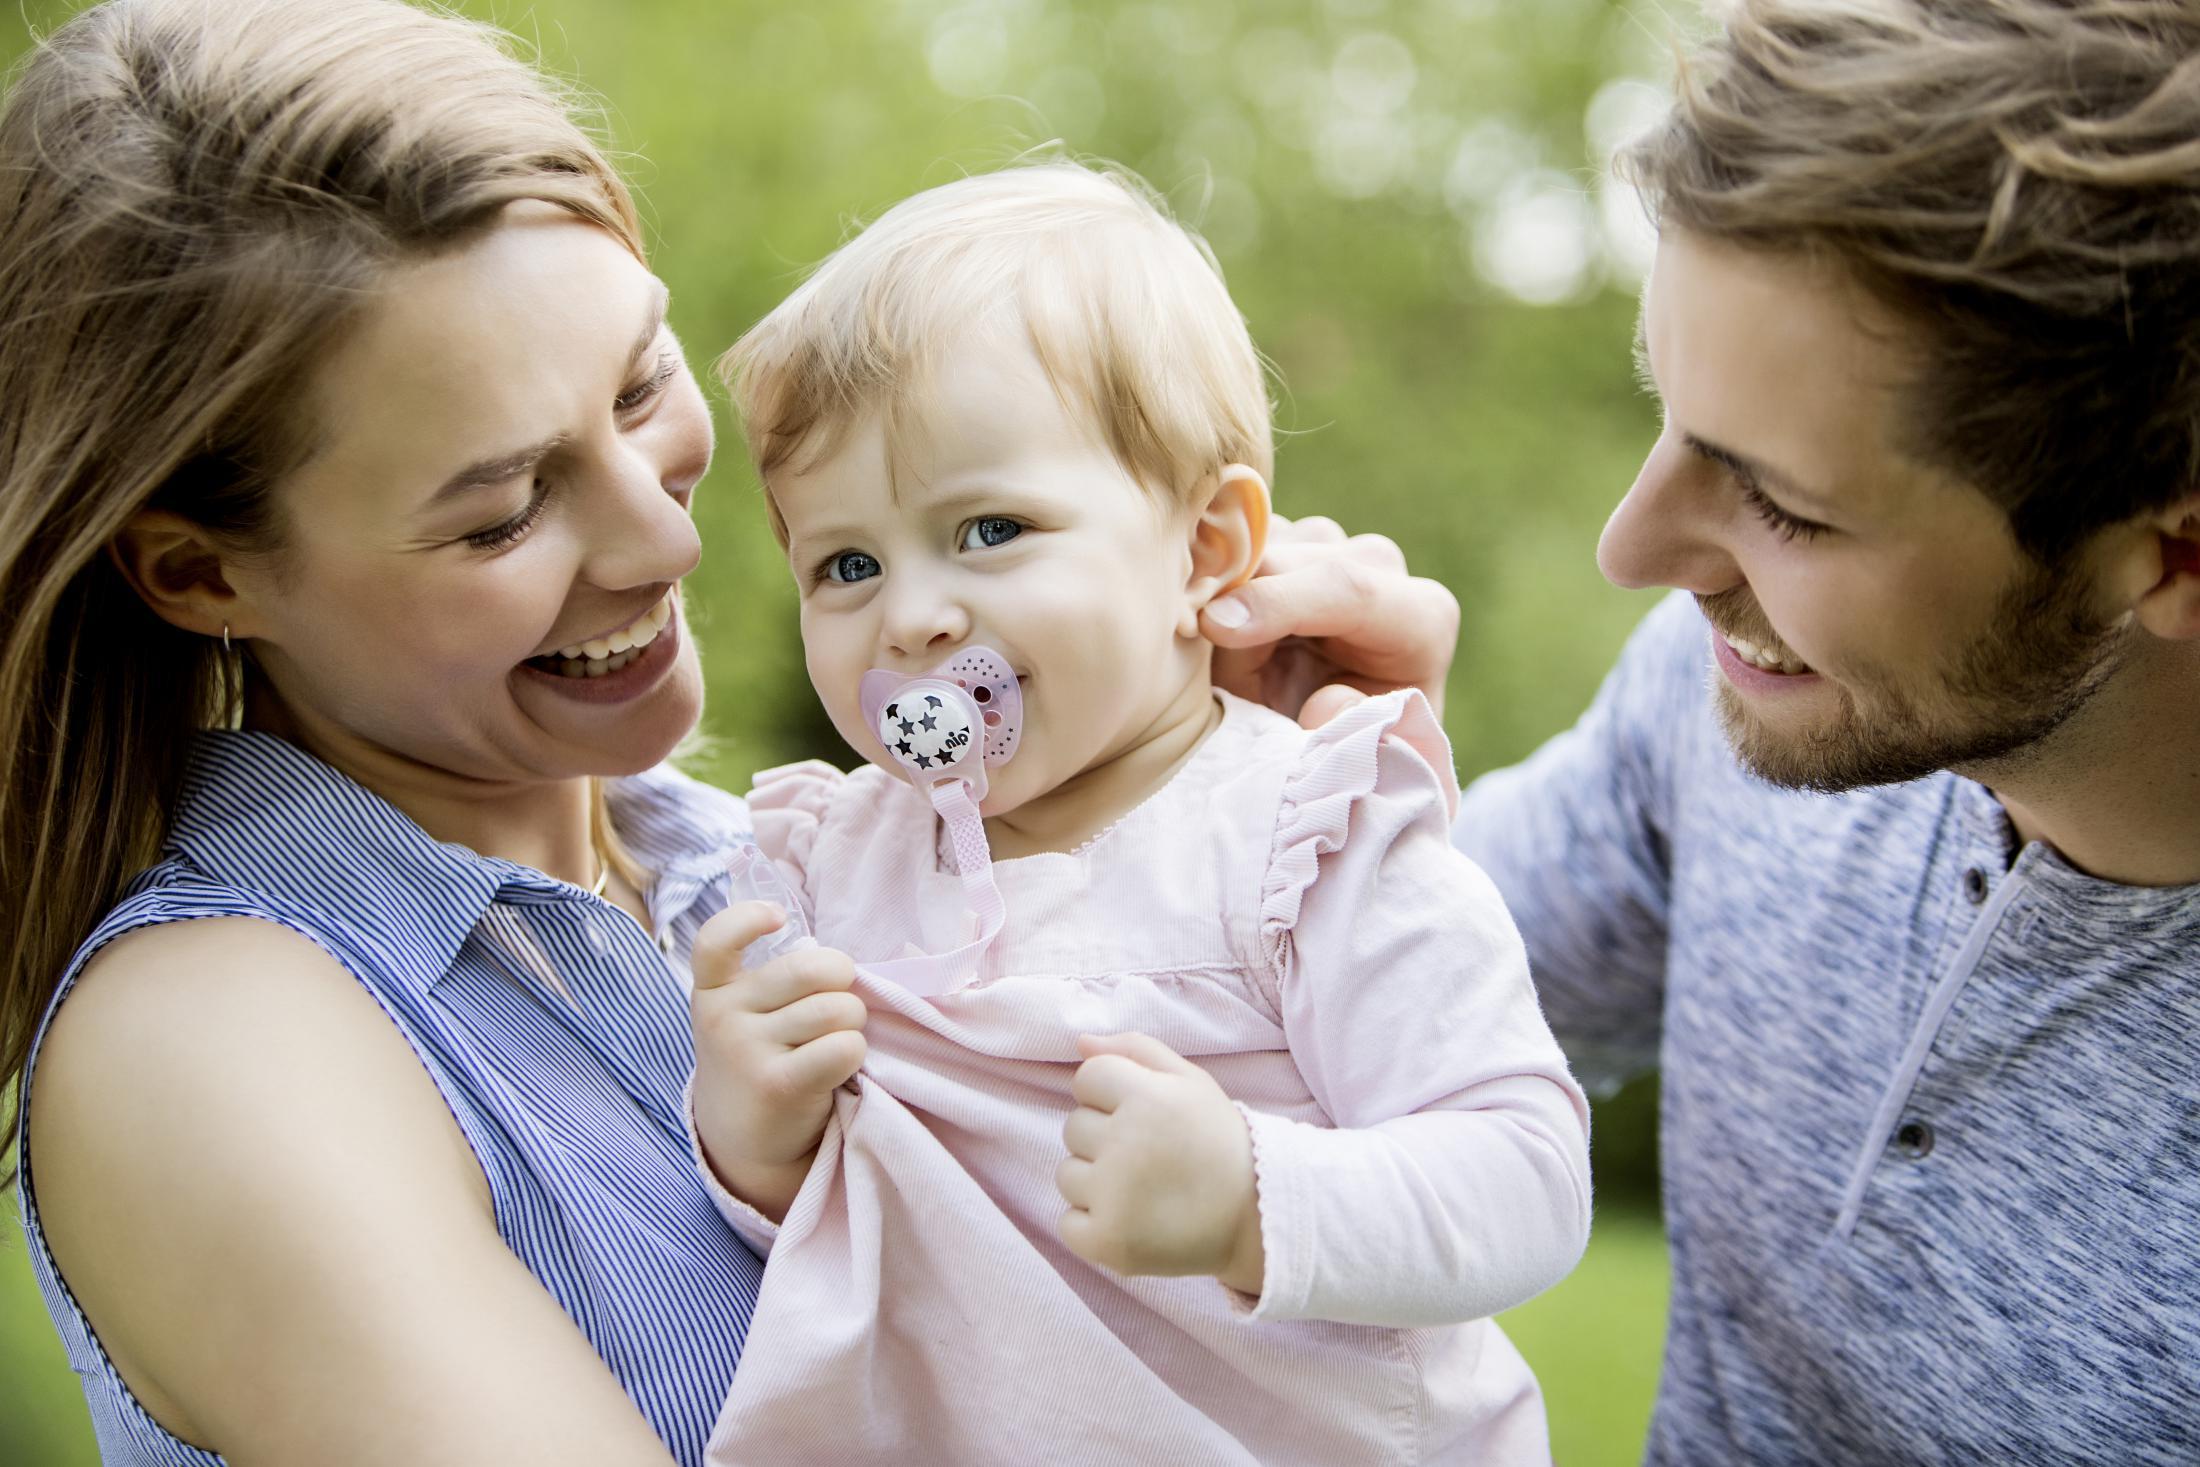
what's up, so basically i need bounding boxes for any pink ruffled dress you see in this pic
[698,690,1590,1465]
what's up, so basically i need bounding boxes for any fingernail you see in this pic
[1206,596,1249,629]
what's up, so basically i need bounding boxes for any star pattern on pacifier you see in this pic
[876,687,977,777]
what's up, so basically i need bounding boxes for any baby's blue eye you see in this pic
[825,550,882,584]
[962,517,1023,550]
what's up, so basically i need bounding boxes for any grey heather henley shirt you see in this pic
[1455,590,2199,1465]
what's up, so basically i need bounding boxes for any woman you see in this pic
[0,2,1458,1462]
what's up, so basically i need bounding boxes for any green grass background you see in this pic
[1,0,1692,1459]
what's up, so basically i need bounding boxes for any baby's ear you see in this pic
[1180,464,1270,635]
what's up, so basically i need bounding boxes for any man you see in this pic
[1217,1,2200,1461]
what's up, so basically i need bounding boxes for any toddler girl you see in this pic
[691,162,1590,1465]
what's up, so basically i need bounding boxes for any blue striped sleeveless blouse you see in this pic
[13,730,764,1465]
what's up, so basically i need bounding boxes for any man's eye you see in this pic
[961,517,1023,550]
[822,550,882,584]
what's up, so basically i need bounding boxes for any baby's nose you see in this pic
[881,582,973,659]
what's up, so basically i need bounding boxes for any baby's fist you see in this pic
[1055,1033,1265,1295]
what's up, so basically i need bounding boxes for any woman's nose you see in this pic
[880,570,971,660]
[1596,433,1743,596]
[583,440,703,590]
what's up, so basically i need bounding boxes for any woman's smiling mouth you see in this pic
[527,592,674,679]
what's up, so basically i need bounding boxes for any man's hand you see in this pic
[1203,515,1460,726]
[1055,1033,1265,1297]
[690,901,867,1222]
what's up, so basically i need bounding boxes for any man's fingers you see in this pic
[691,901,790,988]
[1296,683,1373,730]
[762,989,869,1047]
[1206,557,1454,660]
[1257,531,1408,578]
[1267,514,1348,546]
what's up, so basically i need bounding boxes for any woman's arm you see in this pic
[28,917,682,1467]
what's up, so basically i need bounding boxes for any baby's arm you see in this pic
[689,762,868,1229]
[1244,703,1591,1327]
[1056,697,1591,1324]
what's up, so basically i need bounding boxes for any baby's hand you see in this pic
[1056,1033,1265,1296]
[690,901,867,1222]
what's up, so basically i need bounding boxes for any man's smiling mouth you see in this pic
[1716,626,1812,676]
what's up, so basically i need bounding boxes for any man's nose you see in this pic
[1597,432,1744,596]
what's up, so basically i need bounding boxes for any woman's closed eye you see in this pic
[616,347,680,414]
[465,480,552,552]
[459,352,681,553]
[960,516,1024,550]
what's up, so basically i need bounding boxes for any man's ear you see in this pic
[1180,464,1270,637]
[2124,492,2200,641]
[106,508,248,640]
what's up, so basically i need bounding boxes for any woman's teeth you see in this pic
[1723,630,1810,675]
[533,596,673,679]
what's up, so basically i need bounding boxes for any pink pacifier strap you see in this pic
[857,779,1006,998]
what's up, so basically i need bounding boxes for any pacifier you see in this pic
[848,645,1023,998]
[857,645,1023,802]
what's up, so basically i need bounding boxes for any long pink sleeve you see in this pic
[1242,693,1592,1326]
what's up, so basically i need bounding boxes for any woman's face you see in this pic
[232,204,711,789]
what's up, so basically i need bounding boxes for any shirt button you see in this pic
[1893,1119,1935,1159]
[1962,867,1989,904]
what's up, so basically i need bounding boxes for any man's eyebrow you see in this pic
[425,283,671,507]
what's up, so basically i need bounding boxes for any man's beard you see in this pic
[1704,561,2127,795]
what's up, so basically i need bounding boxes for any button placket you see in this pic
[1831,862,2032,1240]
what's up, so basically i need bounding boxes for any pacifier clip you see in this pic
[854,647,1025,997]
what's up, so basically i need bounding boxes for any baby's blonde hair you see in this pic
[718,162,1272,538]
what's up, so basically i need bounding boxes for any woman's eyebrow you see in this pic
[624,281,671,377]
[428,434,574,505]
[424,283,671,507]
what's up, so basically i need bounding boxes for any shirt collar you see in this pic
[166,731,559,995]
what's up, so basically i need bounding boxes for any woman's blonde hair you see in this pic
[1623,0,2200,564]
[0,0,643,1170]
[718,161,1273,536]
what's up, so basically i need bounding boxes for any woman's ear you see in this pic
[1179,464,1270,637]
[2123,492,2200,641]
[107,508,247,639]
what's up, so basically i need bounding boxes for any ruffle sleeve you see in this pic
[746,759,847,911]
[1259,688,1459,965]
[1241,687,1589,1327]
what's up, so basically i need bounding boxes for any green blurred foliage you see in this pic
[1,0,1696,1461]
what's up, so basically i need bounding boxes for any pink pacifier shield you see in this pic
[858,645,1024,795]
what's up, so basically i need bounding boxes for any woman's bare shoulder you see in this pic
[33,914,485,1210]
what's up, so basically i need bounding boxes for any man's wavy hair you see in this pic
[1622,0,2200,565]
